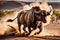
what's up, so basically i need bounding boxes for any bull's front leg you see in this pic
[28,24,37,37]
[36,21,42,34]
[37,25,42,34]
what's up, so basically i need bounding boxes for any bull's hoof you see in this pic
[37,31,42,34]
[37,32,40,34]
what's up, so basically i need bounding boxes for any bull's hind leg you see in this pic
[23,25,28,33]
[15,21,21,35]
[23,27,28,33]
[15,22,22,36]
[18,22,21,33]
[26,26,31,36]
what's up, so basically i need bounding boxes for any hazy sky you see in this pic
[19,0,60,2]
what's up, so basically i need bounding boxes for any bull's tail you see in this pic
[7,17,16,22]
[7,19,14,22]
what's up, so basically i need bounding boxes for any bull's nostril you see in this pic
[41,18,47,23]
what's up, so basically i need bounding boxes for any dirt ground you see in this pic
[0,20,60,40]
[0,36,60,40]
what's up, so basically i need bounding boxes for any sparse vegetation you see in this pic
[53,10,60,19]
[48,10,60,23]
[0,10,14,17]
[53,10,60,14]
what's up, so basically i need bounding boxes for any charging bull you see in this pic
[7,6,52,36]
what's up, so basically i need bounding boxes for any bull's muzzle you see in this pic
[41,18,47,23]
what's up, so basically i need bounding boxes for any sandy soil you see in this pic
[0,20,60,40]
[0,36,60,40]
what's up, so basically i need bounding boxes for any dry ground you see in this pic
[0,20,60,40]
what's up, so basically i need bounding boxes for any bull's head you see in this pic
[32,6,52,23]
[40,10,52,23]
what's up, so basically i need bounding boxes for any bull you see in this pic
[7,6,52,36]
